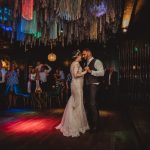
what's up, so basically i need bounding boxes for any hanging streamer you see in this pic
[0,0,124,46]
[21,11,37,34]
[90,17,97,40]
[49,19,57,40]
[22,0,34,20]
[58,0,82,20]
[16,21,26,41]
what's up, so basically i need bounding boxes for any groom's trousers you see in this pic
[84,84,99,129]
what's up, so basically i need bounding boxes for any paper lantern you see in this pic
[48,53,56,62]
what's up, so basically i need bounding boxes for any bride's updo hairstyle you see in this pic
[72,49,81,60]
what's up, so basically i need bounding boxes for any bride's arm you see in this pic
[73,63,87,78]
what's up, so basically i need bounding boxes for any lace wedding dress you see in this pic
[56,61,89,137]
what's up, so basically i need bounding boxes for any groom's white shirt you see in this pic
[87,57,104,84]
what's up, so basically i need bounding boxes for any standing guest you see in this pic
[35,61,43,72]
[59,68,65,81]
[28,68,37,93]
[39,64,51,92]
[54,68,61,80]
[59,68,65,102]
[0,60,7,93]
[104,65,118,104]
[5,64,19,108]
[65,72,72,99]
[36,62,51,74]
[0,60,7,108]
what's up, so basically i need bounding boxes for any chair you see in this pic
[13,84,30,107]
[47,86,62,108]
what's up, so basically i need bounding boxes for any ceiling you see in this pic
[0,0,149,52]
[0,0,123,50]
[127,0,150,38]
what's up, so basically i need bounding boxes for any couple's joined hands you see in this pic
[84,67,92,73]
[80,67,91,76]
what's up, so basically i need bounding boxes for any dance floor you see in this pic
[0,108,141,150]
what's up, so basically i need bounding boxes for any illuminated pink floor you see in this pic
[0,108,140,150]
[0,109,61,138]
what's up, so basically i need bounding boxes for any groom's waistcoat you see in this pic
[85,59,101,85]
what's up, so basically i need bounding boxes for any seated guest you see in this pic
[104,65,118,104]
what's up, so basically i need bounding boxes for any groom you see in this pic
[82,48,104,132]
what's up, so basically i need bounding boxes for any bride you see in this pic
[56,50,89,137]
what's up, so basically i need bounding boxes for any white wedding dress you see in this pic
[56,61,89,137]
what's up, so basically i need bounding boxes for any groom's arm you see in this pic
[88,59,104,77]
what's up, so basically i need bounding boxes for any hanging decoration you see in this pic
[0,7,11,22]
[16,22,26,41]
[1,0,124,47]
[21,11,37,34]
[49,19,57,40]
[22,0,34,20]
[90,1,107,17]
[0,24,12,32]
[90,17,97,40]
[57,0,82,20]
[48,53,57,62]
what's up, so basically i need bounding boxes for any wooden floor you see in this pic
[0,107,141,150]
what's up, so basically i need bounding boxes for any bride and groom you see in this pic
[56,48,104,137]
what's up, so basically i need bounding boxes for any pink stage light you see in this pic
[1,117,60,136]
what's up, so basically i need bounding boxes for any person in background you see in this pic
[54,68,61,80]
[28,67,36,94]
[0,60,7,108]
[59,68,65,102]
[5,63,19,108]
[59,68,65,81]
[35,61,43,72]
[39,64,51,92]
[104,65,118,105]
[36,61,51,75]
[65,72,72,99]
